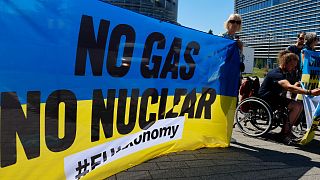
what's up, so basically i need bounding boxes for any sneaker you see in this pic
[230,137,237,143]
[282,136,294,145]
[291,126,306,139]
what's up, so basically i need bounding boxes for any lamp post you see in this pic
[267,33,272,69]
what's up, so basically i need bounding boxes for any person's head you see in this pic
[224,14,242,35]
[305,32,319,49]
[278,50,299,73]
[296,31,306,47]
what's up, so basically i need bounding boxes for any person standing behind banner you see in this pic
[222,14,244,143]
[222,14,245,73]
[287,32,306,58]
[301,32,319,68]
[285,32,305,98]
[286,32,305,75]
[303,32,318,51]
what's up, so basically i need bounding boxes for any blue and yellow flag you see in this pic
[300,50,320,145]
[0,1,240,179]
[301,50,320,89]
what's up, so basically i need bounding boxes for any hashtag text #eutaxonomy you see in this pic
[72,123,181,179]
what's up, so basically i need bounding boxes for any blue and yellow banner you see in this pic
[300,50,320,145]
[301,50,320,89]
[0,0,239,179]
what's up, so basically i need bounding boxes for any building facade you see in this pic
[235,0,320,68]
[103,0,178,23]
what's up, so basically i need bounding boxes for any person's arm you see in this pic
[293,81,301,87]
[301,49,305,67]
[235,36,244,52]
[237,40,243,52]
[278,79,320,96]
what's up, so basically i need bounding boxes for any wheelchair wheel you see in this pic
[269,108,287,131]
[235,97,273,137]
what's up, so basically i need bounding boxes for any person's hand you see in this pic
[311,88,320,96]
[294,82,301,87]
[237,40,243,52]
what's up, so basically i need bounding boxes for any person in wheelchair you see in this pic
[258,50,320,145]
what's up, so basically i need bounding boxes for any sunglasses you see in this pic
[298,37,305,40]
[229,20,241,25]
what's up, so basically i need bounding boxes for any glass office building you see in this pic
[103,0,178,23]
[235,0,320,68]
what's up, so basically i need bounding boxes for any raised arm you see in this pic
[278,79,320,96]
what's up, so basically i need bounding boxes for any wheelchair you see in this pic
[234,96,306,137]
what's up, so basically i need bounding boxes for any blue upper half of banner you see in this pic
[301,50,320,118]
[302,50,320,74]
[0,0,240,103]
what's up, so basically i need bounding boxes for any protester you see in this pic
[300,32,319,72]
[303,32,318,51]
[222,13,245,72]
[285,32,305,96]
[222,14,242,41]
[258,50,320,145]
[222,14,245,143]
[286,32,305,72]
[287,32,305,57]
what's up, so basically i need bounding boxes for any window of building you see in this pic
[155,0,165,8]
[239,0,289,14]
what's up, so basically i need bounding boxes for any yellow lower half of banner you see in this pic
[0,95,236,179]
[297,74,320,100]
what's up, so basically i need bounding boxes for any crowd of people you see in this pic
[223,14,320,145]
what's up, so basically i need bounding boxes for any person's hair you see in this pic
[297,31,306,38]
[305,32,318,46]
[224,14,242,32]
[277,50,299,67]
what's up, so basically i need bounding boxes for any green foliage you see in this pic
[244,67,269,78]
[255,59,265,69]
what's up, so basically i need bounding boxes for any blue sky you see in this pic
[178,1,234,35]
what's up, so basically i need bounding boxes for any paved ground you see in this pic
[107,127,320,180]
[106,78,320,179]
